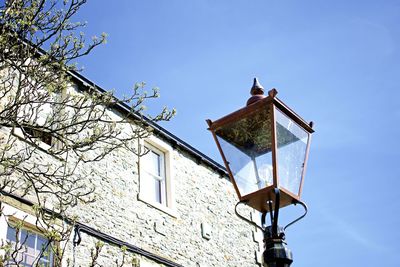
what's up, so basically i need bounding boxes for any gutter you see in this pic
[1,191,184,267]
[73,223,184,267]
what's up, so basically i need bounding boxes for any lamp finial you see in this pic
[251,77,264,95]
[247,77,266,106]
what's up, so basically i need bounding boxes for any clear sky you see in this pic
[74,1,400,266]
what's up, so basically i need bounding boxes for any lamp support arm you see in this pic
[284,199,308,231]
[261,188,281,237]
[272,188,280,237]
[234,201,264,232]
[235,189,308,237]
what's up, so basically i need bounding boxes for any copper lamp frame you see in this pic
[207,86,314,213]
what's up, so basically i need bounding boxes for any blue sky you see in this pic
[74,1,400,266]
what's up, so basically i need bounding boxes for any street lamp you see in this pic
[206,78,314,267]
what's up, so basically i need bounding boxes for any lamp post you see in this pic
[206,78,314,267]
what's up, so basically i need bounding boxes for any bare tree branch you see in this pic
[0,1,176,266]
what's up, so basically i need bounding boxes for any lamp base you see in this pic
[263,226,293,267]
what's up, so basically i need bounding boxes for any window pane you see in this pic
[154,178,162,204]
[6,225,53,267]
[6,225,17,242]
[37,235,50,261]
[21,230,36,256]
[39,259,52,267]
[24,254,35,265]
[142,172,164,204]
[142,144,167,205]
[143,150,161,176]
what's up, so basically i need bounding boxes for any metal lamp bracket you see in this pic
[234,201,264,232]
[284,199,308,231]
[235,189,308,267]
[234,189,308,235]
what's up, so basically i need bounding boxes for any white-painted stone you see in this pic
[0,85,261,267]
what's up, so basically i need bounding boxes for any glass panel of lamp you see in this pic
[215,107,274,196]
[275,107,309,196]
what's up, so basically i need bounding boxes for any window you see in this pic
[5,224,54,267]
[141,143,167,205]
[138,137,176,217]
[22,126,52,146]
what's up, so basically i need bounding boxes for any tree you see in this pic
[0,0,175,265]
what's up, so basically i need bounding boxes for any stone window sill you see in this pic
[137,193,178,218]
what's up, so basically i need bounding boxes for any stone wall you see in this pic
[66,132,262,267]
[0,83,263,267]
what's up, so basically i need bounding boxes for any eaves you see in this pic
[67,70,228,179]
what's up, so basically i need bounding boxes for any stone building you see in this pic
[0,70,262,267]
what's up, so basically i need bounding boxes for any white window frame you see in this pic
[138,135,177,217]
[142,143,167,205]
[0,203,55,267]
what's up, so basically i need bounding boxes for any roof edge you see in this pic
[7,32,229,178]
[68,70,228,178]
